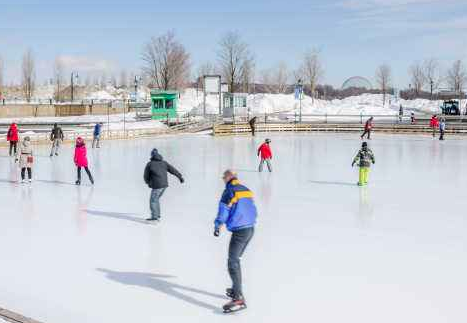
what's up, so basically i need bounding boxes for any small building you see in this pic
[150,90,178,120]
[223,93,248,118]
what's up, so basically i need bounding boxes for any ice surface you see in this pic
[0,133,466,323]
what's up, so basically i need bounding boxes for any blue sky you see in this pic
[0,0,466,87]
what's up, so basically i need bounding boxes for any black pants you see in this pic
[228,227,254,299]
[9,141,17,156]
[250,125,255,136]
[21,167,32,180]
[77,166,93,182]
[439,130,445,140]
[361,129,371,139]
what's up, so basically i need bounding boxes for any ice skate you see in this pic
[75,180,81,185]
[223,297,247,314]
[226,288,234,299]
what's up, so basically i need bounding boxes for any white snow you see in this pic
[0,133,466,323]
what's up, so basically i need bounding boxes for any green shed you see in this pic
[150,90,178,120]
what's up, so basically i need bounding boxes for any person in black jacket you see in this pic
[50,123,64,157]
[249,117,257,136]
[144,148,184,221]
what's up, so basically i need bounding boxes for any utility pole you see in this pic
[430,80,434,100]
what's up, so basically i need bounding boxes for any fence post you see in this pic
[325,113,328,124]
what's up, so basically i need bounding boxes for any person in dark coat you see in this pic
[50,123,64,156]
[143,148,184,221]
[249,117,257,136]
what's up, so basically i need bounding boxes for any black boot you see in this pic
[75,180,81,185]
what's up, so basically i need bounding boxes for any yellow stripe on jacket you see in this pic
[228,190,254,206]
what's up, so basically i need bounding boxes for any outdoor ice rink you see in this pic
[0,133,466,323]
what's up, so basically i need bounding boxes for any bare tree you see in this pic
[423,58,441,98]
[300,49,324,101]
[375,64,392,106]
[217,31,252,93]
[446,60,467,92]
[100,72,107,89]
[260,62,289,94]
[409,61,426,96]
[110,74,117,88]
[142,30,191,90]
[22,49,36,102]
[119,70,128,88]
[240,57,255,93]
[53,57,65,102]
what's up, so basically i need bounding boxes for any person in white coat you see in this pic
[16,136,33,183]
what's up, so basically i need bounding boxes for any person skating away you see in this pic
[92,123,103,148]
[360,117,373,140]
[7,122,19,156]
[249,117,257,136]
[352,142,375,186]
[439,118,446,141]
[214,170,257,313]
[257,139,272,172]
[50,123,64,156]
[429,115,439,138]
[74,137,94,185]
[143,148,184,222]
[410,112,416,124]
[16,136,33,183]
[399,105,403,123]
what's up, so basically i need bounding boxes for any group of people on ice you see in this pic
[5,122,103,184]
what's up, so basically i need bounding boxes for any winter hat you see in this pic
[265,138,271,143]
[24,136,30,141]
[362,142,368,148]
[151,148,160,159]
[76,137,85,146]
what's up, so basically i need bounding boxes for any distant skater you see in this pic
[16,136,33,183]
[50,123,64,156]
[214,170,257,313]
[352,142,375,186]
[410,112,416,124]
[399,105,403,123]
[249,117,257,136]
[74,137,94,185]
[257,138,272,172]
[360,117,373,140]
[7,122,19,156]
[430,115,439,138]
[143,148,184,222]
[92,122,103,148]
[439,118,446,141]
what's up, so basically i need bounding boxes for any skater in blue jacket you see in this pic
[214,170,257,313]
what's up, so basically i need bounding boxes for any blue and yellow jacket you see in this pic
[214,178,257,232]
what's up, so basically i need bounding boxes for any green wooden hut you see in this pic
[150,90,178,120]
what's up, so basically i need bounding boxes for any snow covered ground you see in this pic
[0,133,466,323]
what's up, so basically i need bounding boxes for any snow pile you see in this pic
[177,90,446,116]
[86,90,116,101]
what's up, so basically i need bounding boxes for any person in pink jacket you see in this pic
[74,137,94,185]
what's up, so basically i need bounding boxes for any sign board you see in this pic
[205,76,220,93]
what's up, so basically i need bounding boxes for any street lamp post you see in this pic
[430,80,434,100]
[296,79,303,123]
[71,72,79,102]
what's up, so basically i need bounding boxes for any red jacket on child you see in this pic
[430,116,439,128]
[258,143,272,159]
[7,123,18,142]
[74,137,89,167]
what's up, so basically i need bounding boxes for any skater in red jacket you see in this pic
[74,137,94,185]
[429,115,439,137]
[257,139,272,172]
[360,117,373,140]
[7,123,19,156]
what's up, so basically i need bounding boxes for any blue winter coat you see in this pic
[214,179,257,232]
[94,124,102,136]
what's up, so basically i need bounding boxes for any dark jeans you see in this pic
[250,125,255,136]
[9,141,17,156]
[439,130,445,140]
[77,166,93,182]
[21,167,32,180]
[361,129,371,139]
[228,227,255,299]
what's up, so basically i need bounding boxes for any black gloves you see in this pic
[179,177,185,184]
[214,228,220,237]
[351,162,355,167]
